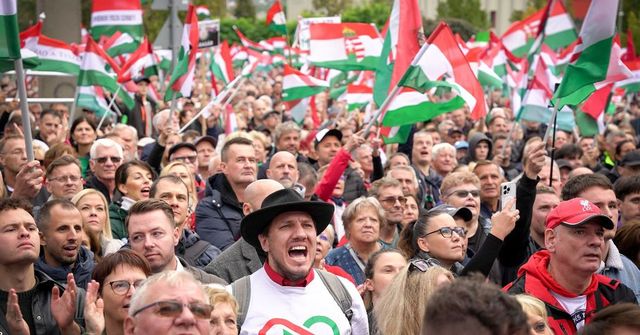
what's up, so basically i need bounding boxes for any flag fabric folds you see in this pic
[282,64,328,101]
[266,0,287,34]
[164,4,199,101]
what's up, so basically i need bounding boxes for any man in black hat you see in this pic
[230,188,369,334]
[123,76,157,138]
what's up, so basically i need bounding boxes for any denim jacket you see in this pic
[600,240,640,301]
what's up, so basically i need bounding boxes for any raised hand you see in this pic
[84,280,105,335]
[490,198,519,240]
[6,289,30,335]
[11,161,44,201]
[51,273,80,334]
[524,142,547,180]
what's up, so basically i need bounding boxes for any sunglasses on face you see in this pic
[132,300,213,320]
[379,196,407,206]
[95,156,122,164]
[172,155,197,163]
[447,190,480,198]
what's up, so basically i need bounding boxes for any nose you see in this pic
[174,303,198,328]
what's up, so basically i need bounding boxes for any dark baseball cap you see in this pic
[428,204,473,222]
[619,150,640,167]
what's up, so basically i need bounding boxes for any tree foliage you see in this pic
[509,0,545,22]
[312,0,353,16]
[234,0,256,20]
[342,2,391,29]
[436,0,488,30]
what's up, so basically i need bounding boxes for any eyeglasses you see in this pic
[49,175,82,183]
[424,226,467,238]
[447,190,480,198]
[378,196,407,206]
[172,155,197,163]
[109,280,145,295]
[95,156,122,164]
[132,300,213,320]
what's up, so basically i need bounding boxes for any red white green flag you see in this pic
[346,84,372,111]
[282,64,328,101]
[195,5,211,21]
[0,0,20,61]
[383,22,487,127]
[554,0,629,108]
[90,0,143,47]
[117,38,157,83]
[164,4,199,101]
[210,40,235,85]
[266,0,287,34]
[102,31,138,58]
[234,27,270,52]
[374,0,423,144]
[308,22,383,71]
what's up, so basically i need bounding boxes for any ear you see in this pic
[242,203,252,216]
[45,181,53,194]
[416,236,429,253]
[219,160,227,174]
[545,228,557,251]
[89,159,95,173]
[363,278,374,293]
[258,233,270,253]
[266,168,273,179]
[123,317,136,335]
[39,230,46,246]
[172,227,181,247]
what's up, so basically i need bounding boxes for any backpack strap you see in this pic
[316,270,353,322]
[183,240,211,266]
[231,276,252,328]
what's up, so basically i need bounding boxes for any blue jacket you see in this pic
[195,173,244,251]
[35,246,95,290]
[600,241,640,301]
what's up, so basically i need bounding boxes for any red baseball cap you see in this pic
[545,198,614,230]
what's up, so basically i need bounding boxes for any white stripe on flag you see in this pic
[91,10,143,26]
[0,1,17,15]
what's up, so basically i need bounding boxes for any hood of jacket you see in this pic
[467,133,493,162]
[205,173,242,209]
[35,246,95,287]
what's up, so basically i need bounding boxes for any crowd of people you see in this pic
[1,58,640,335]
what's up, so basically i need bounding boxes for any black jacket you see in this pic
[123,94,157,138]
[84,175,112,203]
[0,270,85,335]
[195,173,244,250]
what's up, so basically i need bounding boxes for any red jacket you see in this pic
[314,148,352,201]
[504,251,637,335]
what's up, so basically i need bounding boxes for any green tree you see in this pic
[509,0,545,22]
[342,2,391,29]
[628,11,640,55]
[234,0,256,20]
[312,0,353,16]
[436,0,488,30]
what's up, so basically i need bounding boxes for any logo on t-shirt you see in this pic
[259,316,340,335]
[571,309,586,327]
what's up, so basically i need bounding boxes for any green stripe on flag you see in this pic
[0,12,20,59]
[282,86,326,101]
[382,96,465,126]
[576,109,599,137]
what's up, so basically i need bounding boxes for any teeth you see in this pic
[290,246,306,251]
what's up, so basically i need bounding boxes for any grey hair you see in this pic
[342,197,387,237]
[387,165,419,190]
[90,138,124,160]
[128,271,208,316]
[112,124,139,142]
[274,121,301,142]
[432,142,457,160]
[152,109,171,130]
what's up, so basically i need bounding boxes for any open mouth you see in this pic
[63,244,78,255]
[140,187,151,197]
[288,246,308,260]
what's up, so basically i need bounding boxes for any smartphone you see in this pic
[500,181,517,211]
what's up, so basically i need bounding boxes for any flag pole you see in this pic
[168,92,178,129]
[501,119,519,157]
[68,85,81,124]
[96,85,122,131]
[14,60,35,162]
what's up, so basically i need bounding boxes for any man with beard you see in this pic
[35,199,94,289]
[266,151,299,188]
[0,198,85,335]
[230,188,368,334]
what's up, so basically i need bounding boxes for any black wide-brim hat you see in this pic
[241,188,335,251]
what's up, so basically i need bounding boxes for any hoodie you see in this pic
[465,133,493,163]
[35,246,95,289]
[504,250,637,335]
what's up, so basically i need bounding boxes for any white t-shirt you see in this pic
[551,292,587,330]
[232,268,369,335]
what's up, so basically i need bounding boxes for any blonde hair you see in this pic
[71,189,113,239]
[374,265,453,335]
[515,294,549,320]
[204,287,239,317]
[440,171,481,198]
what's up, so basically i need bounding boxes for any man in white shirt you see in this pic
[231,188,369,334]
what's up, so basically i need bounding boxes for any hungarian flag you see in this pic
[282,64,328,101]
[517,55,557,124]
[234,26,270,52]
[117,38,157,83]
[553,0,631,109]
[164,4,199,101]
[308,23,383,71]
[102,31,138,58]
[77,85,112,117]
[373,0,423,144]
[0,0,21,71]
[476,61,503,89]
[78,38,134,109]
[210,40,235,85]
[346,84,372,111]
[25,34,81,75]
[266,0,287,35]
[195,5,211,21]
[383,22,487,127]
[283,98,309,124]
[502,0,576,57]
[91,0,143,46]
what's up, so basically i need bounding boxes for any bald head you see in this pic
[243,179,285,215]
[568,166,593,179]
[266,151,299,188]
